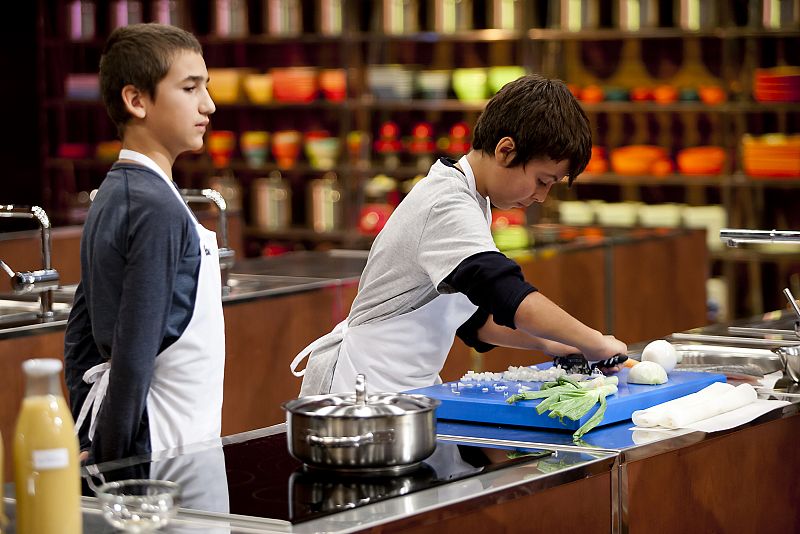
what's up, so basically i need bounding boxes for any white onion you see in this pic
[628,361,668,385]
[641,339,678,373]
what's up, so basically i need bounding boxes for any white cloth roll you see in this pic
[662,383,758,429]
[632,381,733,428]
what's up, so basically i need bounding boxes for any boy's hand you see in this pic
[581,333,628,361]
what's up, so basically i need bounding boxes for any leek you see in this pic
[506,375,618,441]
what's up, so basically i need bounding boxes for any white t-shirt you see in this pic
[348,158,498,328]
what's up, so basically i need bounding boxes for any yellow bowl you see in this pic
[243,73,273,104]
[208,69,243,104]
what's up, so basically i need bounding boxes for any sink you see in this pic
[673,344,783,378]
[0,299,70,330]
[223,273,332,300]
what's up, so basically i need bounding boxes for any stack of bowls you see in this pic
[754,67,800,102]
[207,69,244,104]
[367,65,415,100]
[240,131,270,167]
[638,204,685,228]
[272,67,318,103]
[208,131,236,167]
[319,69,347,101]
[677,146,726,175]
[682,205,726,250]
[742,134,800,178]
[610,145,670,175]
[416,70,450,100]
[243,73,273,104]
[452,68,487,102]
[272,130,302,169]
[487,66,526,94]
[304,132,341,170]
[595,202,641,227]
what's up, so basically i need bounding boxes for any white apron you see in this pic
[291,156,491,395]
[75,149,226,453]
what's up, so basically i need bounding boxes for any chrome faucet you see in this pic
[179,189,235,291]
[0,205,60,319]
[719,228,800,247]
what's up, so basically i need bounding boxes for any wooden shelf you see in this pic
[45,97,800,114]
[527,27,800,41]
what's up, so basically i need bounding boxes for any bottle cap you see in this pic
[22,358,63,376]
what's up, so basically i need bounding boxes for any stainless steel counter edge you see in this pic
[65,422,617,534]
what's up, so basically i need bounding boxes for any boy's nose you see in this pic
[202,89,216,115]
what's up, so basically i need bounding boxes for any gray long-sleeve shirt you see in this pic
[64,162,201,464]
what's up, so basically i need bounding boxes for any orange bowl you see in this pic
[677,146,726,175]
[653,85,678,104]
[699,85,726,105]
[610,145,668,175]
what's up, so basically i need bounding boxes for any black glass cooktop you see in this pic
[85,433,552,525]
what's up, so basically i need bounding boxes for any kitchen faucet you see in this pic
[0,205,60,319]
[719,228,800,339]
[179,189,235,291]
[719,228,800,247]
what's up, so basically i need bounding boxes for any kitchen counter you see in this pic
[3,310,799,532]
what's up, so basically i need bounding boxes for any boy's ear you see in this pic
[121,84,147,120]
[495,136,516,166]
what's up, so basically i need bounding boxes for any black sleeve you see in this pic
[91,176,190,464]
[443,250,537,329]
[455,307,496,353]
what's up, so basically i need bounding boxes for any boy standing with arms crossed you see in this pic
[65,23,224,464]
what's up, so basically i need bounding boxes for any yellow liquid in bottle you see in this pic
[13,395,81,534]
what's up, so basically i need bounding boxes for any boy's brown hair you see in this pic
[99,23,202,136]
[472,74,591,185]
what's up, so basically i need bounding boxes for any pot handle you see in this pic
[306,429,395,447]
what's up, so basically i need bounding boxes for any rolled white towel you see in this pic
[661,383,758,429]
[632,382,733,427]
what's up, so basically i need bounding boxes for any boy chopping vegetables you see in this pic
[291,74,627,395]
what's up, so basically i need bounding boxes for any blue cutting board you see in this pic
[406,365,726,431]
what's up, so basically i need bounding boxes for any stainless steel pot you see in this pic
[282,375,440,473]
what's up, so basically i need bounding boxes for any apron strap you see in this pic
[290,319,348,377]
[74,361,111,442]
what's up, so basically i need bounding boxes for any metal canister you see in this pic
[213,0,249,37]
[549,0,599,31]
[382,0,419,34]
[317,0,344,35]
[431,0,472,33]
[151,0,191,29]
[308,172,342,233]
[252,172,291,231]
[67,0,96,41]
[488,0,523,30]
[675,0,717,30]
[615,0,659,31]
[266,0,302,36]
[109,0,143,29]
[761,0,799,29]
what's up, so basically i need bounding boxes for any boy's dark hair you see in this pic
[472,74,591,185]
[100,23,202,136]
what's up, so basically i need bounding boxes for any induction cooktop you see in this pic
[84,432,553,525]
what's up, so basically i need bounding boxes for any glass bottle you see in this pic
[13,359,81,534]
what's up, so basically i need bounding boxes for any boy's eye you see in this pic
[184,86,197,93]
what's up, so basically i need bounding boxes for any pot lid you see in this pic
[284,374,440,417]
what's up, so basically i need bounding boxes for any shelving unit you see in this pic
[34,0,799,317]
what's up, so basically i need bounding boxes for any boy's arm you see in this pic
[505,291,626,360]
[64,282,103,453]
[91,197,188,463]
[474,317,579,356]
